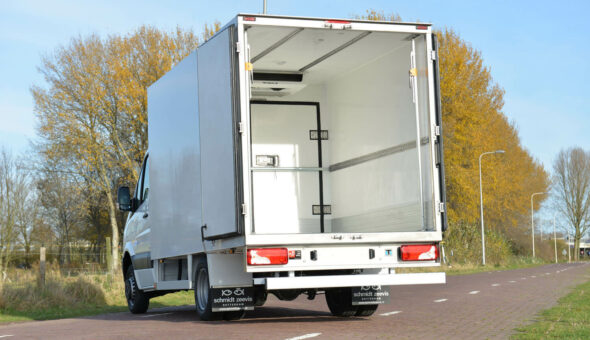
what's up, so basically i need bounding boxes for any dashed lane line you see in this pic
[508,280,516,283]
[0,336,14,338]
[469,291,480,295]
[491,283,500,287]
[380,311,402,316]
[285,333,322,340]
[434,298,448,303]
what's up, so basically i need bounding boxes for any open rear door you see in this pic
[198,25,243,240]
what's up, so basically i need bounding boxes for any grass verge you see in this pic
[397,256,549,276]
[512,276,590,339]
[0,270,194,323]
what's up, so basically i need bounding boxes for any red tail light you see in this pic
[243,16,256,22]
[325,20,351,24]
[416,25,429,30]
[247,248,288,265]
[400,244,439,261]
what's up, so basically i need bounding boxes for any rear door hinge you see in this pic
[437,202,445,213]
[236,42,242,53]
[430,50,437,60]
[241,203,247,215]
[238,122,244,134]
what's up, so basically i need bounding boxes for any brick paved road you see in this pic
[1,263,588,339]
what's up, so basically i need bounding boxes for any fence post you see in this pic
[39,247,46,286]
[106,237,112,273]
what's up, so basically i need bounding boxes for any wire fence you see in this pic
[1,245,114,285]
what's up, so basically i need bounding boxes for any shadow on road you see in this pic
[81,304,366,324]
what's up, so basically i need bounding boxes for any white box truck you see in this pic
[117,14,448,321]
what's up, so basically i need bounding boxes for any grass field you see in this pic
[512,277,590,339]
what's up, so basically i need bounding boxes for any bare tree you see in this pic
[553,147,590,261]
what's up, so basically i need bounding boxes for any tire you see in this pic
[355,304,379,316]
[194,257,223,321]
[125,265,150,314]
[325,287,358,317]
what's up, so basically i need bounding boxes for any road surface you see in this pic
[1,263,588,339]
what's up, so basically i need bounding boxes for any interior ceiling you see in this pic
[247,26,413,84]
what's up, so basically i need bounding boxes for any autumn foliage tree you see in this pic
[438,29,549,235]
[32,26,199,272]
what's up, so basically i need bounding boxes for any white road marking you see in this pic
[521,277,526,280]
[545,272,550,275]
[380,311,402,316]
[0,336,14,338]
[509,280,516,283]
[140,312,172,318]
[434,298,448,303]
[285,333,322,340]
[531,276,536,278]
[469,290,480,295]
[491,283,500,287]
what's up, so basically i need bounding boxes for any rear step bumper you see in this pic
[253,272,446,290]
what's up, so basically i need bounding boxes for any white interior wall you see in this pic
[325,43,423,233]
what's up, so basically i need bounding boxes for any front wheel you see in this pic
[125,265,150,314]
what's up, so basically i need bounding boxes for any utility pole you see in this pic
[553,214,557,263]
[263,0,267,14]
[531,192,545,258]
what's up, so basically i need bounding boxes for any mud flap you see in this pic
[351,286,390,305]
[211,287,255,312]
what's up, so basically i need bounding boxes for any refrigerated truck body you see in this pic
[117,14,448,320]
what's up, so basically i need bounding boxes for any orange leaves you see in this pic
[438,29,549,231]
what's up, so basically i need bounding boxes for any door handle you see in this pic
[143,212,148,219]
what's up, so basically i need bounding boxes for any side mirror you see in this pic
[117,186,132,211]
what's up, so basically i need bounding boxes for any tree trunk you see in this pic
[574,234,580,262]
[105,189,120,273]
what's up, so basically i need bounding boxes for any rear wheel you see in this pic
[125,265,150,314]
[194,257,222,321]
[325,287,358,317]
[355,304,379,316]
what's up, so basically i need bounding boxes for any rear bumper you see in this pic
[253,272,446,290]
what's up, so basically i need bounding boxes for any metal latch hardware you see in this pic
[309,130,329,140]
[236,42,241,53]
[435,125,441,136]
[238,122,244,134]
[241,204,247,215]
[312,205,332,215]
[431,50,437,60]
[438,202,445,213]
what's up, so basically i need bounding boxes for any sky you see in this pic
[1,0,589,231]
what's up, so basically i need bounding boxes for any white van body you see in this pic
[120,14,448,320]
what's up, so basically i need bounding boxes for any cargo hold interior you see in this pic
[246,25,435,235]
